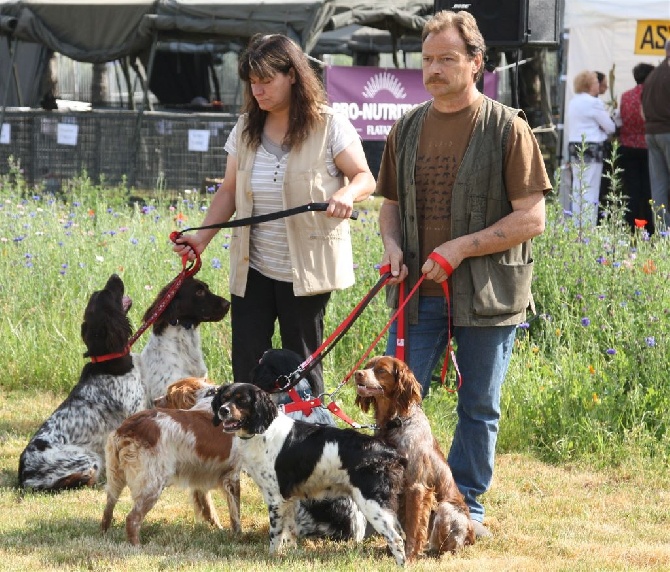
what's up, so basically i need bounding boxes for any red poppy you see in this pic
[634,219,647,228]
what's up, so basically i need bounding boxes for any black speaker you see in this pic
[434,0,529,47]
[527,0,561,48]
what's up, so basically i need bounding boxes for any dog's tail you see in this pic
[101,432,129,532]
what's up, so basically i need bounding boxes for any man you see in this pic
[641,39,670,228]
[376,10,551,538]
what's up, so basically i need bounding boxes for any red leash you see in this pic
[88,233,202,363]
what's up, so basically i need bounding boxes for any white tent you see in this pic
[563,0,670,157]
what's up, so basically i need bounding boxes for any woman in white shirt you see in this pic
[567,70,616,226]
[173,34,375,395]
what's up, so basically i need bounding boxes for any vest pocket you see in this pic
[471,256,534,316]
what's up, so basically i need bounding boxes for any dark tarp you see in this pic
[0,0,431,61]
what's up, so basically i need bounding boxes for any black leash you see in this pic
[172,202,358,240]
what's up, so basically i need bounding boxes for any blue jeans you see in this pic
[385,296,517,522]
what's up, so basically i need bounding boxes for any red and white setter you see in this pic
[355,356,475,560]
[101,376,241,545]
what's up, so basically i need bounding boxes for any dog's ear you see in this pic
[144,279,181,334]
[168,386,196,409]
[355,394,374,414]
[248,387,277,434]
[395,359,422,413]
[211,386,225,426]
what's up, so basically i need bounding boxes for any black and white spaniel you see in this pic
[211,382,407,566]
[250,348,367,541]
[139,276,230,406]
[18,274,145,491]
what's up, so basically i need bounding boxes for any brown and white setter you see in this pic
[18,274,145,491]
[355,356,475,560]
[101,376,241,545]
[211,382,407,566]
[139,276,230,406]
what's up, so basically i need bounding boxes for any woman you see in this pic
[174,34,375,395]
[619,63,655,233]
[567,70,616,226]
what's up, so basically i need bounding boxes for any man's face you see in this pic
[421,27,481,99]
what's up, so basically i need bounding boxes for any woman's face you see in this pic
[249,69,294,115]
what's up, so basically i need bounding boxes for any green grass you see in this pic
[1,154,670,570]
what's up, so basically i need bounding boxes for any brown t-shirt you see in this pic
[377,95,551,296]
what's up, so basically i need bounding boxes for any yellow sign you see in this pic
[635,20,670,55]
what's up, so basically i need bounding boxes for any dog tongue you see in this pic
[122,295,132,313]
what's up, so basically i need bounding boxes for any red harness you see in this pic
[283,252,460,425]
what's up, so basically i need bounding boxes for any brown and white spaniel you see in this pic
[101,377,240,545]
[355,356,475,560]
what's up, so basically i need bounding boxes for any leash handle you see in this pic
[171,202,359,243]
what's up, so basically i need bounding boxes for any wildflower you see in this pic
[211,258,222,269]
[144,285,153,291]
[517,322,530,330]
[634,219,647,228]
[555,328,561,336]
[588,365,595,375]
[581,317,590,327]
[592,393,600,404]
[596,256,607,264]
[606,348,616,355]
[645,337,656,347]
[87,209,95,217]
[642,259,657,274]
[174,212,187,223]
[95,255,104,262]
[353,263,359,270]
[130,238,139,245]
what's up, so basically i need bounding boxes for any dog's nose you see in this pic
[218,405,230,418]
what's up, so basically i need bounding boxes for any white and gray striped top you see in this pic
[224,113,359,282]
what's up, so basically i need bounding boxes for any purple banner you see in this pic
[326,66,428,141]
[326,66,500,141]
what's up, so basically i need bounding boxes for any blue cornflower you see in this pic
[130,237,139,245]
[606,348,616,355]
[645,337,656,347]
[581,317,591,327]
[211,258,222,269]
[517,322,530,330]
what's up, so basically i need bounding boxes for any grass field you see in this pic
[1,160,670,570]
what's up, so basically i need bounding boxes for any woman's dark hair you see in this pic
[238,33,326,150]
[633,63,655,85]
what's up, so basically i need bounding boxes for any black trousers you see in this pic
[620,145,654,234]
[231,267,331,395]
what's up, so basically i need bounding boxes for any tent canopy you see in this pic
[0,0,431,62]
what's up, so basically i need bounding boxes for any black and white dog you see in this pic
[18,274,145,491]
[139,276,230,407]
[250,348,367,541]
[211,383,407,566]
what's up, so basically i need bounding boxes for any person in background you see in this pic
[567,70,616,226]
[376,9,550,538]
[173,33,375,395]
[595,70,614,220]
[619,63,655,233]
[595,71,608,96]
[641,39,670,229]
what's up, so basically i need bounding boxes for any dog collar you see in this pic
[87,346,130,363]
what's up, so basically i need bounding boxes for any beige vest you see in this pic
[229,109,354,297]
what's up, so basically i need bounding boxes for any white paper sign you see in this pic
[188,129,210,152]
[57,123,79,146]
[0,123,9,144]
